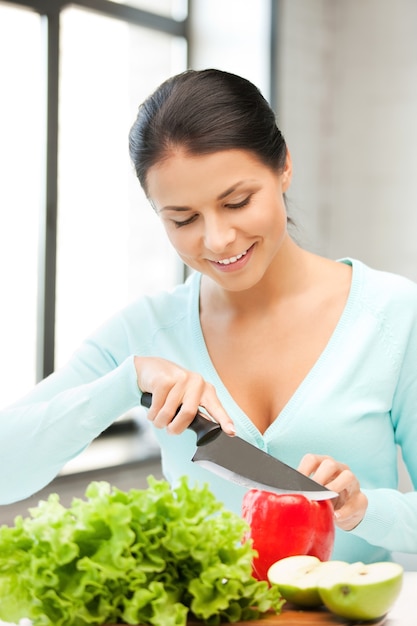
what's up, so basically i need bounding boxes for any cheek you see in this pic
[252,199,287,236]
[163,225,197,258]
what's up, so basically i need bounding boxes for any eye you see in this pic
[225,194,253,209]
[173,214,198,228]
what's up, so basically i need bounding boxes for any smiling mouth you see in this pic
[215,249,249,266]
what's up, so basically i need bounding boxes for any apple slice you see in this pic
[267,555,349,607]
[317,561,403,620]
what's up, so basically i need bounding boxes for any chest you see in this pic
[200,301,347,434]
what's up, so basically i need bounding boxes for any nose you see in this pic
[203,213,236,253]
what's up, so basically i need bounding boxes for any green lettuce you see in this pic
[0,477,283,625]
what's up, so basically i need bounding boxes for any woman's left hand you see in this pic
[297,453,368,531]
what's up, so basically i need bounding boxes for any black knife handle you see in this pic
[140,392,221,446]
[187,412,222,446]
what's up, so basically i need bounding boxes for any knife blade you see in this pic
[140,392,337,501]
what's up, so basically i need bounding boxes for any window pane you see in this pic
[109,0,187,19]
[56,7,187,367]
[0,5,42,406]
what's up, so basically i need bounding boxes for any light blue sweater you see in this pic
[1,259,417,564]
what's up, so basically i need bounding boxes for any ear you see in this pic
[281,150,293,192]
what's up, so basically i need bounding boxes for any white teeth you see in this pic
[217,250,247,265]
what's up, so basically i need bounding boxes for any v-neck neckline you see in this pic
[189,258,362,444]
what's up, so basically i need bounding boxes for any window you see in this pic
[56,6,186,366]
[111,0,187,18]
[0,0,188,406]
[0,5,42,406]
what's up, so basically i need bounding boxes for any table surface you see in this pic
[384,571,416,625]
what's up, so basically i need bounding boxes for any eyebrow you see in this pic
[159,180,255,212]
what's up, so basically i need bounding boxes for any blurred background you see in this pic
[0,0,416,545]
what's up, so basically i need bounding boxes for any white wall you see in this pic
[275,1,417,567]
[276,0,417,282]
[188,0,271,99]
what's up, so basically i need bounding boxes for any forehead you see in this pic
[146,149,271,205]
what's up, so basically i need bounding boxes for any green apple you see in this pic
[267,555,349,607]
[317,561,404,620]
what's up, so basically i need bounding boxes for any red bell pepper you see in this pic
[241,490,335,581]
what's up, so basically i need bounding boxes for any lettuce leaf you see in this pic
[0,477,283,625]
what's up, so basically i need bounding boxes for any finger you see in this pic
[199,387,235,435]
[333,491,368,531]
[167,384,235,436]
[152,384,199,430]
[161,376,208,434]
[144,390,170,424]
[297,453,329,478]
[198,405,236,436]
[324,469,359,508]
[145,377,192,428]
[316,469,361,520]
[310,458,349,487]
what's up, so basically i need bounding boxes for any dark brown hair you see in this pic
[129,69,287,194]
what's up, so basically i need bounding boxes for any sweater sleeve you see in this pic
[350,280,417,553]
[0,316,143,505]
[351,489,417,553]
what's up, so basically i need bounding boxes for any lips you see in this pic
[216,249,249,266]
[209,244,254,272]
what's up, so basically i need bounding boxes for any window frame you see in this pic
[2,0,189,381]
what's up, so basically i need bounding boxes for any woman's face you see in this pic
[146,148,292,292]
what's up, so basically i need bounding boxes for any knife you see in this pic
[140,392,337,501]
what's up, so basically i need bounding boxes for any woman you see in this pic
[1,69,417,565]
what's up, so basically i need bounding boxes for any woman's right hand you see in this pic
[134,356,236,436]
